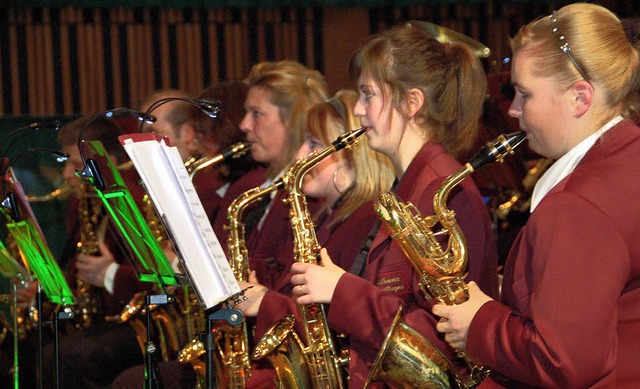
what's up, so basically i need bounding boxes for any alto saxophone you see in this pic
[177,179,285,388]
[365,131,526,389]
[252,127,366,389]
[72,182,105,329]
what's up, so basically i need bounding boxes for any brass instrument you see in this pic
[406,21,491,58]
[365,131,526,389]
[25,182,73,203]
[178,178,285,388]
[72,182,105,329]
[116,142,251,363]
[186,142,250,180]
[253,127,366,389]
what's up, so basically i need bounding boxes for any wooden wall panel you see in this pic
[0,6,324,115]
[0,2,638,115]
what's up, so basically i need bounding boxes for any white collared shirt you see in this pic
[530,116,623,212]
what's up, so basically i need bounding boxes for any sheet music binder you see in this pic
[2,169,74,305]
[79,140,178,287]
[119,133,240,310]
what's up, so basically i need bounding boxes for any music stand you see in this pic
[79,140,182,388]
[120,133,245,389]
[1,168,76,389]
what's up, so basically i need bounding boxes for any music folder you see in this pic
[119,133,240,310]
[1,168,74,305]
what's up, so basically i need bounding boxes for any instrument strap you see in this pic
[349,179,399,277]
[348,218,381,277]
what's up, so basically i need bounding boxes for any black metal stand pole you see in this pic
[144,293,165,389]
[51,307,73,389]
[36,284,43,389]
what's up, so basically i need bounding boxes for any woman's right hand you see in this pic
[236,271,269,317]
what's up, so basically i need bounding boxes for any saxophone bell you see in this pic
[369,131,527,388]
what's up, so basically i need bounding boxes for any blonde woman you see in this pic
[434,3,640,387]
[238,89,394,387]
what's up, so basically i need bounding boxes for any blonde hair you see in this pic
[245,60,329,176]
[511,3,640,122]
[349,24,487,158]
[306,89,394,224]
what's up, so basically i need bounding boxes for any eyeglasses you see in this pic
[550,11,594,89]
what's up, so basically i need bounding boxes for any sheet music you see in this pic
[120,134,240,309]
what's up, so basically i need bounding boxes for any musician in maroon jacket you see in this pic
[238,89,394,388]
[290,25,499,388]
[434,4,640,387]
[38,115,150,388]
[238,60,329,290]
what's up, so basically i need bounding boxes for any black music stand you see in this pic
[78,140,182,389]
[119,134,247,389]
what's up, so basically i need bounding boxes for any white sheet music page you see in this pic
[120,134,240,309]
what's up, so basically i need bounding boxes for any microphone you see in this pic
[138,97,222,133]
[77,108,156,191]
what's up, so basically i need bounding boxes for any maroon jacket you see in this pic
[247,201,378,388]
[327,141,499,388]
[468,120,640,388]
[210,166,267,244]
[245,189,321,290]
[253,201,378,340]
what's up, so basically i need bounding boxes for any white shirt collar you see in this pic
[530,116,623,212]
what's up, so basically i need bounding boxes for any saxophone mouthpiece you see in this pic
[221,142,250,160]
[468,131,526,172]
[332,127,366,151]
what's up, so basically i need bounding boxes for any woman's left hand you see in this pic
[236,271,268,317]
[290,248,345,305]
[432,281,493,351]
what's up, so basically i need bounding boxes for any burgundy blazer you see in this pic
[253,201,378,340]
[245,190,321,290]
[247,201,378,388]
[210,166,267,244]
[468,120,640,388]
[327,141,499,388]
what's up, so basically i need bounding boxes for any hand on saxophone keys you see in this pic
[75,240,116,287]
[432,281,493,351]
[290,248,346,305]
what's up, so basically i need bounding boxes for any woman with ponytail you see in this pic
[290,24,499,387]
